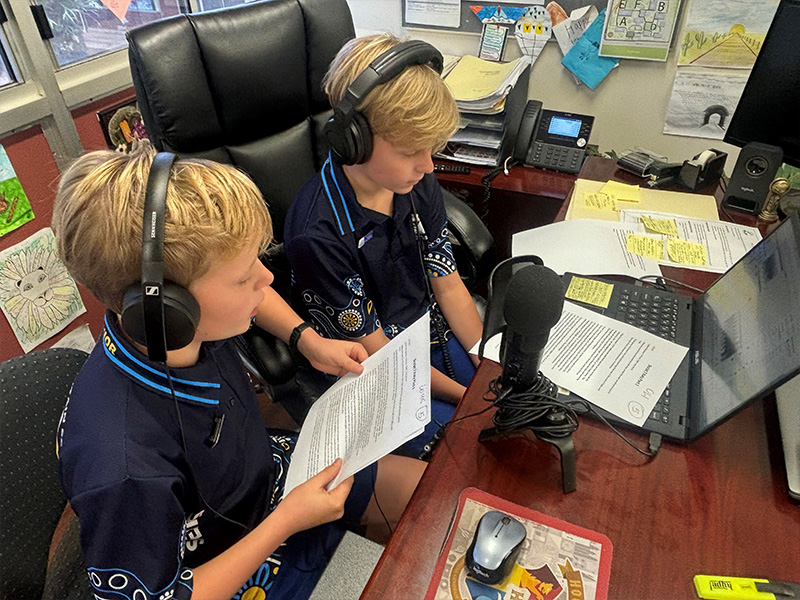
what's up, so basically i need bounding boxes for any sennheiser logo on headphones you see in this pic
[145,286,160,296]
[150,211,158,239]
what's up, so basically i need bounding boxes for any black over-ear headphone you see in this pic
[121,152,201,362]
[324,39,444,166]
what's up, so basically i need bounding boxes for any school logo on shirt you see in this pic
[184,510,205,552]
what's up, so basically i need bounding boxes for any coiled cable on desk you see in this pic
[480,159,516,224]
[440,374,662,458]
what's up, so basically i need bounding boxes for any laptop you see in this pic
[561,212,800,442]
[775,375,800,500]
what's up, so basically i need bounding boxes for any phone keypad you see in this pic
[531,142,585,174]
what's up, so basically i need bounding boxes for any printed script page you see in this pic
[284,313,431,495]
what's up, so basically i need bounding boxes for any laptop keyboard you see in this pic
[617,289,679,341]
[616,288,678,425]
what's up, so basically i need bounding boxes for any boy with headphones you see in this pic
[51,144,425,600]
[284,34,484,457]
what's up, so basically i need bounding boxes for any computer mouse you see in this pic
[465,510,527,585]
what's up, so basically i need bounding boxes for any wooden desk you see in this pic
[436,154,768,260]
[435,162,577,259]
[360,362,800,600]
[365,157,799,599]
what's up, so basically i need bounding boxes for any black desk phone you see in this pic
[513,100,595,174]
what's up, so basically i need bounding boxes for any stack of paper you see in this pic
[438,55,529,166]
[444,55,528,113]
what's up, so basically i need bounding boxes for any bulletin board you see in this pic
[401,0,608,33]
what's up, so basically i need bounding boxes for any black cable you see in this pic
[164,364,250,531]
[637,274,705,294]
[408,196,457,381]
[370,461,392,538]
[441,374,660,458]
[480,163,506,224]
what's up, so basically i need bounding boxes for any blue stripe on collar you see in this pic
[102,314,220,406]
[328,159,355,232]
[103,315,220,389]
[322,154,355,236]
[101,342,219,405]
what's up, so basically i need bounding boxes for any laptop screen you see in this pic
[696,213,800,435]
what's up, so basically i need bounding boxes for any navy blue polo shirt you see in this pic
[57,312,373,600]
[284,156,457,343]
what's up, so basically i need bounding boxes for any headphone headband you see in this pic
[140,152,177,361]
[335,40,444,120]
[121,152,201,362]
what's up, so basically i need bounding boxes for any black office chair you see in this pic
[0,348,91,600]
[126,0,496,415]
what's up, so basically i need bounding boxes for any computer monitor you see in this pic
[724,0,800,168]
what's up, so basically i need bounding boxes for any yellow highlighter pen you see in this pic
[694,575,800,600]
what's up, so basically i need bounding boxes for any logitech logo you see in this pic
[471,564,489,578]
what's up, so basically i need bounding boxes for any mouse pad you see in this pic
[424,488,612,600]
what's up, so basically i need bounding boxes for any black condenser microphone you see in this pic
[500,265,565,390]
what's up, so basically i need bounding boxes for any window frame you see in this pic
[0,0,203,160]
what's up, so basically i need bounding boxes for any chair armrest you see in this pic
[238,327,297,385]
[442,187,498,289]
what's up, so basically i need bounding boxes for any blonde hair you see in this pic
[324,34,459,152]
[52,142,273,313]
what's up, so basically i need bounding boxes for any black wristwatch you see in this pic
[289,321,314,361]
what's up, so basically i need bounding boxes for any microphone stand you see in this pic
[478,373,578,494]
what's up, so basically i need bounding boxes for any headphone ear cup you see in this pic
[324,115,357,165]
[161,282,201,350]
[121,283,148,346]
[120,282,200,351]
[349,111,373,164]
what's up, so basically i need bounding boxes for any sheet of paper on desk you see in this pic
[565,178,720,222]
[470,303,688,426]
[512,219,662,277]
[283,313,431,496]
[619,209,762,273]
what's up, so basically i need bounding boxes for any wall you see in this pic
[346,0,742,167]
[0,89,136,362]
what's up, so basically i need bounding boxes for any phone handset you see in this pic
[513,100,543,164]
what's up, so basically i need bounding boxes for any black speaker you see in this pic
[722,142,784,214]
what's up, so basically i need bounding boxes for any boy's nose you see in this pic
[257,262,274,288]
[418,152,434,174]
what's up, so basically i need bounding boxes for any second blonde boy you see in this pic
[285,34,484,458]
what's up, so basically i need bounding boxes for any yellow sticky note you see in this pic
[584,192,617,211]
[566,276,614,309]
[600,180,641,202]
[626,233,665,260]
[641,216,680,237]
[667,238,708,266]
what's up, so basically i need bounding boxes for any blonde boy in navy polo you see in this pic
[285,34,484,457]
[52,145,425,600]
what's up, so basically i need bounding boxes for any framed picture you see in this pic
[96,97,147,151]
